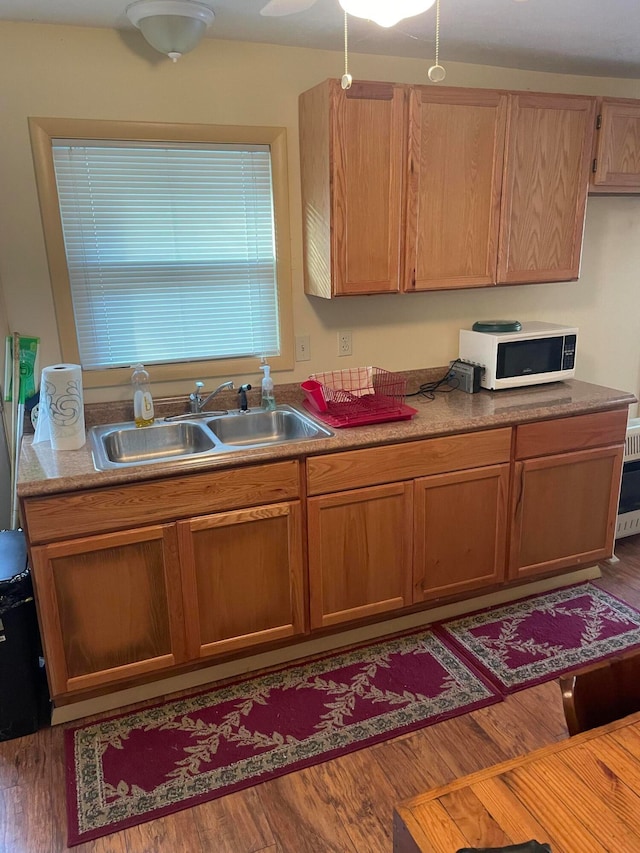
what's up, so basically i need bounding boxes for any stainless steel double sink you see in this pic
[89,405,333,470]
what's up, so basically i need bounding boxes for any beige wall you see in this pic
[1,21,639,411]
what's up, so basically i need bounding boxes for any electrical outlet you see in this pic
[295,335,311,362]
[338,330,353,357]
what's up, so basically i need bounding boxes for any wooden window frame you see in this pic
[29,117,294,389]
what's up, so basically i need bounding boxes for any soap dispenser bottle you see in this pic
[131,363,155,427]
[260,361,276,411]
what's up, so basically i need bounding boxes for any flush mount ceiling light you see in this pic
[126,0,215,62]
[338,0,435,28]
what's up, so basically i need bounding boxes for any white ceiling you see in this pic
[1,0,640,79]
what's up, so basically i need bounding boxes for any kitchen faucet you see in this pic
[190,380,234,413]
[163,379,234,422]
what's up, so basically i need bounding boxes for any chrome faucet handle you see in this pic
[189,381,205,413]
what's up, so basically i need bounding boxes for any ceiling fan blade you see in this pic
[260,0,319,16]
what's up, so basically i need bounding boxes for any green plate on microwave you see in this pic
[472,320,522,333]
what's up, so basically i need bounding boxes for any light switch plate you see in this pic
[295,335,311,361]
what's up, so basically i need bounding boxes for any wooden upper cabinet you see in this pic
[591,99,640,191]
[299,80,601,296]
[497,93,596,284]
[404,86,507,291]
[299,78,406,297]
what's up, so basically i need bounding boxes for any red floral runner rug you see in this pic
[66,629,500,846]
[436,583,640,695]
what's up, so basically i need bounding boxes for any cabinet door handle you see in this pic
[514,463,525,515]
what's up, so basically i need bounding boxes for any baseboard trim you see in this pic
[52,564,601,725]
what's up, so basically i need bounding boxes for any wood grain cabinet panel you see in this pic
[404,87,507,291]
[299,78,406,297]
[26,460,304,700]
[30,525,185,698]
[24,406,629,703]
[413,464,509,602]
[515,409,628,460]
[592,99,640,191]
[509,445,624,580]
[307,483,413,628]
[498,93,596,284]
[307,428,511,496]
[23,460,300,544]
[299,80,598,295]
[178,502,305,659]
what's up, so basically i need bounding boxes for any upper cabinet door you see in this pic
[405,87,507,291]
[299,79,406,297]
[497,93,596,284]
[592,99,640,191]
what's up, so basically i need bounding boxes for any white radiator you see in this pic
[616,417,640,539]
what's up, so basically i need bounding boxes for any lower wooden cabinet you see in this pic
[30,500,305,698]
[509,445,624,580]
[24,408,628,703]
[26,460,304,700]
[178,501,305,658]
[30,525,186,698]
[413,464,510,601]
[307,483,413,628]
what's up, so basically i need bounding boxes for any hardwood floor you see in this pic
[2,536,640,853]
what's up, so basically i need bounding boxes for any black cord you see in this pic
[407,360,462,400]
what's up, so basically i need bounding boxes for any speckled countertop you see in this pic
[17,369,637,498]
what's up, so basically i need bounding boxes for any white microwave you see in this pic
[459,321,578,390]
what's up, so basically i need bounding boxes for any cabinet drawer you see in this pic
[306,428,511,495]
[23,460,300,543]
[515,409,628,460]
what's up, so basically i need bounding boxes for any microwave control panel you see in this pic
[562,334,577,370]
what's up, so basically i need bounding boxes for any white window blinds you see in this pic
[51,140,280,370]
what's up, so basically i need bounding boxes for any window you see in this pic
[29,119,293,388]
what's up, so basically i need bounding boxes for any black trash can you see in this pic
[0,530,45,741]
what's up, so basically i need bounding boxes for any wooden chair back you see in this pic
[560,649,640,736]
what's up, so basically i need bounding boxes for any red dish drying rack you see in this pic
[301,367,417,428]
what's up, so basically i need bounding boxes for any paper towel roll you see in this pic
[35,364,86,450]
